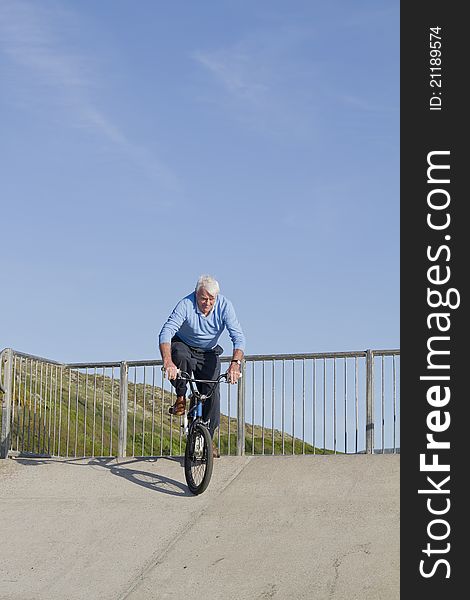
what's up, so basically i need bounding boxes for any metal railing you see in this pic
[1,347,399,459]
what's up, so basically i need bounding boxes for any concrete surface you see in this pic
[0,454,399,600]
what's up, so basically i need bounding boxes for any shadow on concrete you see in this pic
[12,456,192,497]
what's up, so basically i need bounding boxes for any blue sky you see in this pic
[0,0,399,363]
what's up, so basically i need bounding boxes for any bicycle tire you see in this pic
[184,423,213,495]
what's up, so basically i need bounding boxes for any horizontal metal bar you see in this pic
[66,361,123,369]
[7,349,402,366]
[246,350,400,361]
[69,357,237,369]
[245,351,366,361]
[68,351,400,369]
[3,350,64,366]
[4,348,400,371]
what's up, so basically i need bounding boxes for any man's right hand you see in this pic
[163,362,179,380]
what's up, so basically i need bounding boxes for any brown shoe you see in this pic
[168,396,186,416]
[213,443,220,459]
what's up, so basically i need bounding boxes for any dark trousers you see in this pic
[170,337,223,437]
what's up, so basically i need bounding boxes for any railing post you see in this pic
[236,361,246,456]
[118,361,128,458]
[1,349,14,459]
[365,349,374,454]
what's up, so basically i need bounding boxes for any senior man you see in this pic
[159,275,245,456]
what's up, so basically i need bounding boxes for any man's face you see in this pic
[196,287,216,315]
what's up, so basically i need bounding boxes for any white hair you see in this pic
[196,274,220,296]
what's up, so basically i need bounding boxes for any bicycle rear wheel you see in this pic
[184,424,213,495]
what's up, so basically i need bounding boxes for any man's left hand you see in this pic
[227,363,241,384]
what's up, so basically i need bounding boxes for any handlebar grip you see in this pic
[222,371,242,380]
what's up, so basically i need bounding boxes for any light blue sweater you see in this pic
[159,292,245,351]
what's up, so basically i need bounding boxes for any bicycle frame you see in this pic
[178,372,227,435]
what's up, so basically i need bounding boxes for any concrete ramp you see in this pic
[0,455,399,600]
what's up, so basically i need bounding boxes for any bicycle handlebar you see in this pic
[161,368,242,383]
[176,370,242,383]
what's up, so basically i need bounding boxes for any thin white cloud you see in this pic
[191,18,395,135]
[190,29,320,138]
[193,49,269,103]
[0,0,181,193]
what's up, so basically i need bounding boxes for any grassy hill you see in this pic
[8,366,333,457]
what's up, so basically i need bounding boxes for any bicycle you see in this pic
[166,369,232,495]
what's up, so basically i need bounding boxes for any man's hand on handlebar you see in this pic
[163,362,179,380]
[226,363,241,385]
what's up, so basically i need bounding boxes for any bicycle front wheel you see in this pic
[184,424,214,495]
